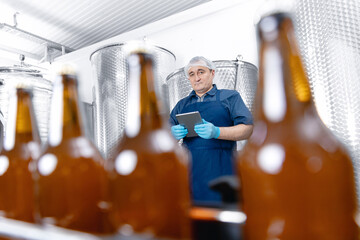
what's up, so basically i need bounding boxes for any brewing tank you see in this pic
[0,67,52,144]
[90,43,176,159]
[294,0,360,203]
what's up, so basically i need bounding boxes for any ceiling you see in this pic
[0,0,211,62]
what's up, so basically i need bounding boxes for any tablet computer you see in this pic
[176,111,203,137]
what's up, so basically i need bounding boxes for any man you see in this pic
[169,56,253,203]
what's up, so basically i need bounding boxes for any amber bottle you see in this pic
[237,12,359,239]
[107,47,191,239]
[0,87,41,223]
[34,68,113,234]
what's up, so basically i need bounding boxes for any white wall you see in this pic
[55,0,262,103]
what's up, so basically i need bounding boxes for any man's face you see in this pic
[187,66,215,96]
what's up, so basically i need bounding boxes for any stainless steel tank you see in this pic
[166,57,258,150]
[294,0,360,203]
[0,67,53,144]
[90,43,176,160]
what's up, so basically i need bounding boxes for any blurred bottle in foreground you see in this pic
[106,43,191,239]
[33,66,113,234]
[0,87,41,223]
[237,12,359,239]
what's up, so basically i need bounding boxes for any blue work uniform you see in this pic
[169,84,253,203]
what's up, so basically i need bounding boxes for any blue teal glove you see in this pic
[194,119,220,139]
[171,125,188,140]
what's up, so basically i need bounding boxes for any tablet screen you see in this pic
[176,111,203,137]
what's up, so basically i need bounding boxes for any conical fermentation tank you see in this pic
[0,67,52,144]
[90,43,176,160]
[294,0,360,204]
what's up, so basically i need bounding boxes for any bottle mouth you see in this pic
[253,1,295,26]
[122,40,156,56]
[257,12,294,43]
[58,64,77,76]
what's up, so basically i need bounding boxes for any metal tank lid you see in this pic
[166,58,258,83]
[0,66,53,90]
[89,42,176,61]
[0,66,44,78]
[166,67,186,82]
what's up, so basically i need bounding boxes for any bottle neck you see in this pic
[4,88,40,150]
[256,13,314,124]
[48,74,83,146]
[62,75,83,137]
[125,52,162,138]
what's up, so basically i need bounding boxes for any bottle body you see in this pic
[0,88,41,223]
[237,12,358,239]
[239,113,358,239]
[35,137,111,233]
[108,130,190,238]
[107,49,191,239]
[34,72,113,234]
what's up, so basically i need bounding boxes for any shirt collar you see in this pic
[189,84,217,98]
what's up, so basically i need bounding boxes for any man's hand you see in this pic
[194,119,220,139]
[171,125,188,140]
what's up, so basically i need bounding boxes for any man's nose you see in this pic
[195,73,201,80]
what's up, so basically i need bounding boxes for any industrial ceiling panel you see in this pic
[0,0,211,61]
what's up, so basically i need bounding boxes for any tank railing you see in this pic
[0,217,101,240]
[0,210,247,239]
[0,217,160,240]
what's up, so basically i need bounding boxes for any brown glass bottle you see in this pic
[0,87,41,223]
[107,47,191,239]
[33,68,113,234]
[237,12,359,240]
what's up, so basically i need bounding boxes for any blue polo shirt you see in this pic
[169,84,253,126]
